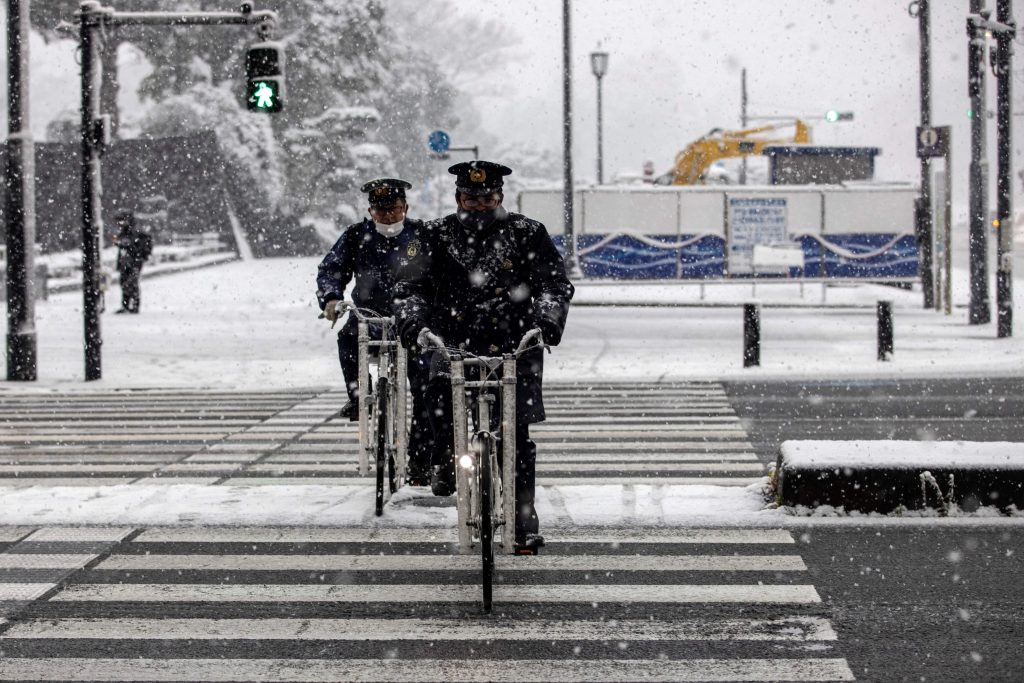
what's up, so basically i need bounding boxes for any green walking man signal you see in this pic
[246,41,285,113]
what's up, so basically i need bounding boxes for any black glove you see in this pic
[399,319,426,351]
[533,314,562,346]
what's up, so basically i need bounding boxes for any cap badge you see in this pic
[469,168,487,183]
[373,187,388,197]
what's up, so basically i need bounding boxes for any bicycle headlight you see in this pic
[458,454,475,470]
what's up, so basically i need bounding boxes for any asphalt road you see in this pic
[726,376,1024,682]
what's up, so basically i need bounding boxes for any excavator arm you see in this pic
[670,119,810,185]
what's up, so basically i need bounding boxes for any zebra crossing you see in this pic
[0,382,765,487]
[0,526,854,681]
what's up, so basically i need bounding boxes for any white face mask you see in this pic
[374,220,405,237]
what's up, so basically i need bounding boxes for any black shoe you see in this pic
[514,534,545,555]
[114,308,129,315]
[405,462,431,487]
[430,463,456,497]
[339,400,358,422]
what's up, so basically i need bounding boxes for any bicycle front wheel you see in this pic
[374,377,389,517]
[478,432,495,612]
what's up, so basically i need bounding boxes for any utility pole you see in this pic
[77,1,279,380]
[967,0,992,325]
[740,68,748,185]
[994,0,1015,337]
[561,0,582,278]
[913,0,936,309]
[5,0,37,381]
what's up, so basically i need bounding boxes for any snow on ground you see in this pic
[0,254,1022,389]
[780,441,1024,469]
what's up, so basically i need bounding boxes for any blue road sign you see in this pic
[428,130,451,153]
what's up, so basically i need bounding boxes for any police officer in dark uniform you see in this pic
[393,160,574,554]
[316,178,433,484]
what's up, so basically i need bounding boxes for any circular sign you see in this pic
[919,127,938,148]
[428,130,451,153]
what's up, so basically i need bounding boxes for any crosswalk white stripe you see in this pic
[529,430,749,439]
[0,583,55,601]
[0,464,160,474]
[0,528,31,542]
[0,435,228,443]
[536,463,765,473]
[0,616,836,641]
[95,554,807,572]
[130,528,792,544]
[22,527,134,542]
[51,583,821,604]
[215,476,763,486]
[258,453,760,464]
[533,442,756,451]
[0,657,856,681]
[0,554,96,570]
[0,477,135,486]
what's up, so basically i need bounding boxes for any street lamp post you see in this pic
[589,50,608,185]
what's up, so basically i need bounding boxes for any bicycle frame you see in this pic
[344,306,408,482]
[451,353,517,554]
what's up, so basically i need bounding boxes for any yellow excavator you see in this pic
[666,119,811,185]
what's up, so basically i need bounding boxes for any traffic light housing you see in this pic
[825,110,854,123]
[246,41,285,113]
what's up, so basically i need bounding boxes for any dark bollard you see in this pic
[877,300,894,361]
[743,303,760,367]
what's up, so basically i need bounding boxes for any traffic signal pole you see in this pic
[994,0,1015,337]
[76,1,277,380]
[6,0,37,381]
[967,1,992,325]
[913,0,936,310]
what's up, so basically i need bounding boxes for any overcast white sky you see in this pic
[6,1,1024,216]
[458,0,1024,210]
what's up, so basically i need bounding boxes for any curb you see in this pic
[774,440,1024,513]
[47,254,239,295]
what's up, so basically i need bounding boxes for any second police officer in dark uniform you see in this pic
[394,160,574,554]
[316,178,433,484]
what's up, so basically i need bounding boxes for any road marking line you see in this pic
[0,657,855,681]
[0,555,96,570]
[1,616,836,641]
[536,462,765,473]
[129,527,792,545]
[0,583,55,601]
[51,583,821,604]
[95,554,806,572]
[22,528,134,543]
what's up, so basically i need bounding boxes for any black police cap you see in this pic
[448,160,513,196]
[360,178,412,206]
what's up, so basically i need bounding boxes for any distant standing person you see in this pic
[114,209,152,314]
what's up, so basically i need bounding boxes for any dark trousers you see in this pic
[425,376,539,540]
[119,268,141,312]
[337,318,433,474]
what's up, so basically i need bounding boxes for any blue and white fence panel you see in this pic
[520,185,919,281]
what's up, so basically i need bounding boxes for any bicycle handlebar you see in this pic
[422,327,545,361]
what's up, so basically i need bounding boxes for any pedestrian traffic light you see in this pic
[245,41,285,113]
[825,110,854,123]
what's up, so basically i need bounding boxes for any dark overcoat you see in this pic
[393,211,574,423]
[316,218,426,315]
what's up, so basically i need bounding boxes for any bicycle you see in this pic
[325,303,408,516]
[423,328,544,612]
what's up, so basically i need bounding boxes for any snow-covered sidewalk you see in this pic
[0,255,1022,388]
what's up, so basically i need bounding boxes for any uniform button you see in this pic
[489,344,499,353]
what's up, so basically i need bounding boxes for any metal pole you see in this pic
[917,0,936,309]
[80,0,104,380]
[995,0,1014,337]
[945,150,953,315]
[595,73,604,185]
[561,0,582,278]
[877,300,894,361]
[5,0,37,381]
[743,303,760,368]
[968,2,992,324]
[740,67,748,185]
